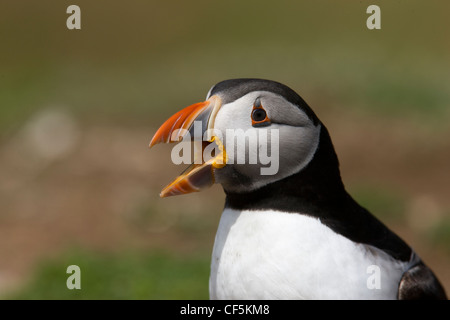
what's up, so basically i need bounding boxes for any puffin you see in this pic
[149,78,447,300]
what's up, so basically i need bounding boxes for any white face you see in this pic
[211,90,321,193]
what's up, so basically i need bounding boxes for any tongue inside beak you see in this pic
[149,96,226,197]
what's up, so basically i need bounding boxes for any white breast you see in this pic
[209,208,410,300]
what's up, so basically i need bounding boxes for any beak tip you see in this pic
[159,186,172,198]
[159,190,173,198]
[149,137,158,148]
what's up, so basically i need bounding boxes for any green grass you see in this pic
[8,249,211,300]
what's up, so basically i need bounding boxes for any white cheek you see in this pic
[214,103,252,165]
[212,92,321,191]
[214,98,254,134]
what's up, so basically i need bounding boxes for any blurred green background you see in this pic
[0,1,449,299]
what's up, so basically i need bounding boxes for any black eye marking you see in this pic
[251,98,271,127]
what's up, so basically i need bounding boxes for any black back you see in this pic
[398,262,447,299]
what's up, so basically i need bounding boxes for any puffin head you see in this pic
[150,79,325,197]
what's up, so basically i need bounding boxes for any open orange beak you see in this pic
[150,95,226,197]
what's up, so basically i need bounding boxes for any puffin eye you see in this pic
[252,109,267,122]
[251,98,271,127]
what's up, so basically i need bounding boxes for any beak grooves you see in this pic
[149,95,224,198]
[149,101,210,148]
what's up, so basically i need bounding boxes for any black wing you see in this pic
[398,262,447,300]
